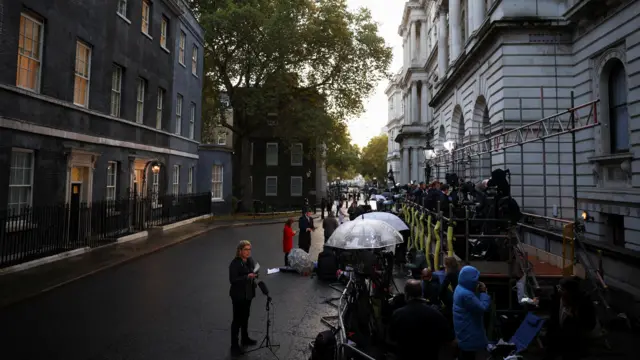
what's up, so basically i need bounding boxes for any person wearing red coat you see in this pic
[283,218,297,266]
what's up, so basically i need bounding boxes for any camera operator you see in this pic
[229,240,258,355]
[389,280,456,360]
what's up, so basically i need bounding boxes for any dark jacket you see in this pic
[440,270,459,309]
[229,256,257,301]
[299,215,315,233]
[322,216,339,239]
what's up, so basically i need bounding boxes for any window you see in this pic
[111,65,122,117]
[217,132,227,145]
[266,143,278,166]
[141,0,150,35]
[172,165,180,195]
[160,17,169,49]
[291,143,303,166]
[136,78,145,123]
[117,0,128,18]
[250,142,254,165]
[8,149,34,215]
[606,214,625,247]
[175,94,183,134]
[106,162,117,201]
[156,88,164,129]
[189,102,196,139]
[16,13,44,92]
[187,167,194,194]
[290,176,303,197]
[211,165,223,200]
[265,176,277,196]
[179,31,186,65]
[608,61,629,153]
[73,41,92,107]
[192,45,198,75]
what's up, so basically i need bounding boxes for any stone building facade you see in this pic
[0,0,204,212]
[390,0,640,295]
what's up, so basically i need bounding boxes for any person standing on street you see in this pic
[282,218,296,266]
[453,265,491,360]
[228,240,258,356]
[320,197,326,219]
[298,210,315,253]
[322,211,339,243]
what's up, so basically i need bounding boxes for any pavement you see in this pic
[0,215,337,360]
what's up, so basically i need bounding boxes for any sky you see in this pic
[346,0,404,148]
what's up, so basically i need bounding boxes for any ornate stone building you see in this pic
[390,0,640,294]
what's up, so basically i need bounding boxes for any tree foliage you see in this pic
[189,0,392,205]
[358,134,388,181]
[325,121,360,180]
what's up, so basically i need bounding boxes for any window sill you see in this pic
[161,46,170,54]
[291,163,303,166]
[265,194,277,197]
[192,72,198,78]
[212,199,224,203]
[291,194,303,197]
[117,13,131,25]
[5,221,38,232]
[142,32,153,41]
[266,164,278,167]
[588,152,633,163]
[179,62,186,68]
[73,102,88,108]
[16,85,39,94]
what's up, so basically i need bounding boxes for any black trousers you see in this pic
[299,233,311,253]
[231,299,252,345]
[284,252,290,267]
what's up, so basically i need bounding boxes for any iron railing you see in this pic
[0,192,212,269]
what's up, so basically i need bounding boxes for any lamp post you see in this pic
[423,128,435,183]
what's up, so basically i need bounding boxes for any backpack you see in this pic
[310,330,336,360]
[316,250,339,282]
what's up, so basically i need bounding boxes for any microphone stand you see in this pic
[245,296,280,359]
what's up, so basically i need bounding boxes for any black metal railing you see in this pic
[0,192,212,269]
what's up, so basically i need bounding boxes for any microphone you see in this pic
[257,280,271,300]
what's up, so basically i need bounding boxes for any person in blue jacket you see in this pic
[453,265,491,360]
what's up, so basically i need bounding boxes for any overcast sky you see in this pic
[346,0,403,148]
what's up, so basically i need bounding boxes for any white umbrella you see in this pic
[326,219,403,250]
[356,212,409,231]
[373,194,386,201]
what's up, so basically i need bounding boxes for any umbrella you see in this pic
[372,194,386,201]
[326,219,403,250]
[356,212,409,231]
[287,248,313,274]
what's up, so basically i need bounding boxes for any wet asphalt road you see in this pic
[0,223,338,360]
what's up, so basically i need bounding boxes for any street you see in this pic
[0,222,336,360]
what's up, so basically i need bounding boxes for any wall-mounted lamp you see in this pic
[581,210,594,222]
[443,140,455,152]
[151,164,161,174]
[306,169,312,178]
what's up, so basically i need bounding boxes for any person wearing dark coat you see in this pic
[544,277,598,360]
[298,210,315,253]
[389,280,456,360]
[322,211,339,243]
[229,240,258,355]
[320,197,326,219]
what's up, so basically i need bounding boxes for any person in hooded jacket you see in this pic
[453,265,491,360]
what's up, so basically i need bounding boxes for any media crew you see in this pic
[229,240,258,355]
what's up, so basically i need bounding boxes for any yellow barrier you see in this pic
[562,223,575,277]
[426,215,433,270]
[446,223,454,257]
[434,221,442,270]
[416,212,425,251]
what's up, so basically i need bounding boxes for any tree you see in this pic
[358,134,388,181]
[189,0,392,207]
[326,122,360,180]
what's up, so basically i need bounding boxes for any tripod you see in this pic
[246,297,280,359]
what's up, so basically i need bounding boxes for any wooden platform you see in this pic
[470,256,564,279]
